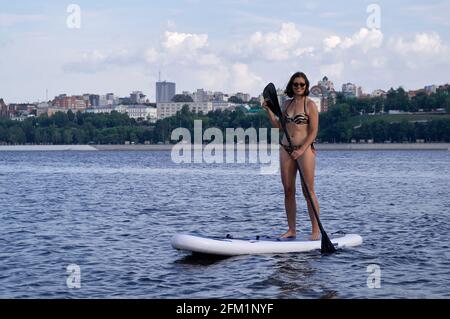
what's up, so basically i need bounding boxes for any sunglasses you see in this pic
[293,82,306,88]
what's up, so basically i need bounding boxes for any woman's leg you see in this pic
[298,146,321,240]
[280,147,299,237]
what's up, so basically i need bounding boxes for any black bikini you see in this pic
[280,98,316,155]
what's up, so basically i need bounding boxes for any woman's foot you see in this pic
[280,230,297,238]
[310,231,321,241]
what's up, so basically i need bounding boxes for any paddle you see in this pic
[263,83,336,254]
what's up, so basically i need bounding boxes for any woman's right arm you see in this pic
[262,100,281,129]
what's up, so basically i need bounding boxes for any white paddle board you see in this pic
[171,233,363,256]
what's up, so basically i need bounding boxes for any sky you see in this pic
[0,0,449,103]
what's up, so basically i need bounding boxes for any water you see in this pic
[0,150,449,298]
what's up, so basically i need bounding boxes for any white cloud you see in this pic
[158,31,215,66]
[323,35,341,51]
[230,63,263,92]
[323,28,383,53]
[391,32,446,55]
[233,22,303,61]
[162,31,208,51]
[294,46,315,57]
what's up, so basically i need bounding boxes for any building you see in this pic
[47,107,69,117]
[212,92,225,102]
[309,86,328,112]
[84,105,157,122]
[52,94,88,110]
[192,89,208,103]
[356,86,364,98]
[0,99,8,118]
[318,76,335,92]
[130,91,146,104]
[211,102,234,111]
[308,76,337,112]
[36,102,50,116]
[235,92,250,103]
[342,83,357,98]
[124,105,157,122]
[156,81,176,103]
[424,85,437,95]
[106,93,115,104]
[371,89,387,98]
[85,106,115,115]
[408,89,426,98]
[157,102,213,119]
[89,94,100,107]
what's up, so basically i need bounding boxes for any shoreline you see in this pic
[0,143,449,151]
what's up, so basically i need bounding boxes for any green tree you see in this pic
[8,126,26,144]
[229,96,244,104]
[63,128,73,144]
[67,109,76,122]
[171,94,194,102]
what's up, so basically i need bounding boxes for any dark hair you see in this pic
[284,72,310,97]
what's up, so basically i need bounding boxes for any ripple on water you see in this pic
[0,150,449,298]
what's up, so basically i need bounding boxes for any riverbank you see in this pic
[0,143,449,151]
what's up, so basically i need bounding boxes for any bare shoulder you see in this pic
[306,98,318,114]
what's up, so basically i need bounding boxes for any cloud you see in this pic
[294,46,315,57]
[388,32,449,69]
[162,31,208,51]
[229,63,263,92]
[232,22,303,61]
[323,28,383,53]
[390,32,447,56]
[323,35,341,51]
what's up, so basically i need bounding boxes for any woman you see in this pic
[262,72,320,240]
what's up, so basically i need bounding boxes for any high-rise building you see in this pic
[130,91,146,104]
[356,86,364,98]
[318,76,335,92]
[235,92,250,102]
[156,81,176,103]
[424,85,437,95]
[342,83,357,98]
[0,98,8,118]
[89,94,100,107]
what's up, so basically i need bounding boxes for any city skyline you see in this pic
[1,0,449,103]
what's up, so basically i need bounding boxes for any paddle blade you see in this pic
[263,83,282,118]
[320,233,337,254]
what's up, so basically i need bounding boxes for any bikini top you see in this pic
[283,98,309,125]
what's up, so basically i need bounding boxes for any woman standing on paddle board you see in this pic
[262,72,321,240]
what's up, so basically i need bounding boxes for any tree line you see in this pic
[1,92,450,145]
